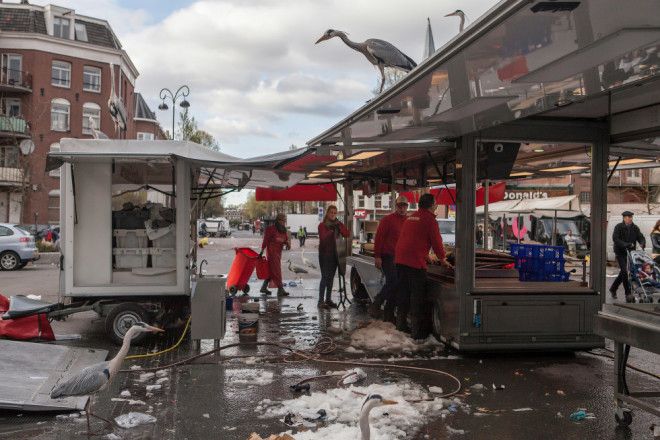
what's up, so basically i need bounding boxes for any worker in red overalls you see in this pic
[394,193,451,340]
[369,195,409,323]
[260,213,291,296]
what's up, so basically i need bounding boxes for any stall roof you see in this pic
[47,139,312,190]
[476,195,578,214]
[307,0,660,148]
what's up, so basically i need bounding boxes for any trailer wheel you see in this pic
[243,284,250,294]
[105,303,148,345]
[615,409,633,427]
[432,298,443,342]
[350,267,370,304]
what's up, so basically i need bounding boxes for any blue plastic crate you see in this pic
[543,259,565,274]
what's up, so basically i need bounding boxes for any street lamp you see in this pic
[158,85,190,140]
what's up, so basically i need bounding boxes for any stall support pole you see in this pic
[591,133,609,297]
[552,210,558,246]
[483,179,489,250]
[341,128,354,258]
[456,135,477,298]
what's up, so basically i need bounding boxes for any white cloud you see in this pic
[55,0,492,152]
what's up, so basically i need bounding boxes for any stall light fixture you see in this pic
[308,173,323,178]
[311,169,329,174]
[346,150,384,161]
[539,165,589,172]
[533,148,545,153]
[328,160,358,167]
[608,158,654,166]
[509,171,535,177]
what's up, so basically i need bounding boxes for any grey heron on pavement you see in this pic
[301,249,317,270]
[315,29,417,93]
[445,9,467,32]
[359,394,398,440]
[50,322,163,434]
[287,259,308,275]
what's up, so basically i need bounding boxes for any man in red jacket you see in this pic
[368,195,409,322]
[394,193,450,340]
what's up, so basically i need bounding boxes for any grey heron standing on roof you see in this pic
[315,30,417,93]
[360,394,398,440]
[445,10,467,32]
[50,322,163,434]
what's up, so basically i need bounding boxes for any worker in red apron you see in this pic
[260,213,291,296]
[369,195,409,322]
[394,193,451,340]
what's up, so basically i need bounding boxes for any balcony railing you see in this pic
[0,167,24,187]
[0,68,32,91]
[0,116,30,137]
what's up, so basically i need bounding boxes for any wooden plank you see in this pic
[0,340,108,411]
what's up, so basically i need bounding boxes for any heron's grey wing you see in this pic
[51,362,110,398]
[366,39,417,71]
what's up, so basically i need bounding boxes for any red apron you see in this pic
[262,225,288,288]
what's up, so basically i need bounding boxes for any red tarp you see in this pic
[497,56,529,81]
[256,183,337,202]
[0,295,55,341]
[401,181,506,207]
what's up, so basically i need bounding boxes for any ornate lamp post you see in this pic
[158,85,190,140]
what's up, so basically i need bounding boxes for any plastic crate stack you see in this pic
[509,243,570,282]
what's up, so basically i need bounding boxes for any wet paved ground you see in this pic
[0,230,658,439]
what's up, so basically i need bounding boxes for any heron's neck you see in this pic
[459,15,465,32]
[337,32,364,53]
[110,328,135,374]
[359,405,373,440]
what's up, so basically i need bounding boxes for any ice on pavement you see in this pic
[350,321,441,352]
[225,369,275,386]
[257,382,448,439]
[340,368,367,385]
[114,412,157,428]
[137,372,155,382]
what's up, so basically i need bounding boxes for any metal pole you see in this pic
[552,209,558,246]
[159,85,190,140]
[483,179,489,249]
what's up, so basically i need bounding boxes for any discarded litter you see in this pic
[203,413,210,418]
[446,426,466,435]
[492,383,506,390]
[156,377,169,384]
[557,390,565,396]
[569,409,595,421]
[512,408,533,412]
[290,383,311,393]
[120,390,131,398]
[288,281,298,287]
[297,304,304,311]
[114,412,157,429]
[145,384,162,391]
[429,386,444,394]
[341,368,367,385]
[469,384,485,391]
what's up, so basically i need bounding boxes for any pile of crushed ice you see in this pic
[350,321,441,352]
[225,368,275,386]
[256,382,449,439]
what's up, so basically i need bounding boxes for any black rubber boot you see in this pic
[260,280,271,295]
[277,287,290,297]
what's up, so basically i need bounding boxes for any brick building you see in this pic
[0,2,164,224]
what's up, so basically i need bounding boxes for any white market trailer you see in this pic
[36,139,308,343]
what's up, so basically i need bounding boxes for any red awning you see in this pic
[255,183,337,202]
[401,181,506,207]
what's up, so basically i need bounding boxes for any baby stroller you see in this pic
[627,250,660,303]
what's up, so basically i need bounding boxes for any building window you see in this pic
[53,17,70,39]
[357,195,365,208]
[2,54,22,84]
[2,98,21,117]
[52,61,71,88]
[74,23,88,42]
[48,190,60,223]
[137,132,155,141]
[0,146,19,168]
[50,98,70,131]
[82,103,101,135]
[579,191,591,203]
[375,195,382,209]
[49,143,61,177]
[83,66,101,92]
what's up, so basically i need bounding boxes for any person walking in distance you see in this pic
[297,226,307,247]
[394,193,451,340]
[260,213,291,296]
[610,211,645,302]
[368,195,409,323]
[317,205,349,308]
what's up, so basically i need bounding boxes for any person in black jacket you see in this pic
[610,211,646,301]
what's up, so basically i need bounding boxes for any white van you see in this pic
[606,214,660,261]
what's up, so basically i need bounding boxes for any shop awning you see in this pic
[255,183,337,201]
[476,195,578,215]
[401,181,506,206]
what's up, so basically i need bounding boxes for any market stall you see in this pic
[297,0,660,351]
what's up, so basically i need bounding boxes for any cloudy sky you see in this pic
[56,0,492,203]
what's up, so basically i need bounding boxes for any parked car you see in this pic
[0,223,40,270]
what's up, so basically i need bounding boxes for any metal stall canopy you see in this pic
[301,0,660,351]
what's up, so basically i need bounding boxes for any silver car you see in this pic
[0,223,40,270]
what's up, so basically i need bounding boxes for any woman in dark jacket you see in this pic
[652,220,660,264]
[317,205,349,308]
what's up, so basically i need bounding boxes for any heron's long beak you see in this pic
[147,325,165,333]
[445,12,458,17]
[382,399,398,405]
[315,35,329,44]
